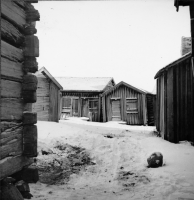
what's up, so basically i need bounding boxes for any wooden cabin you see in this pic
[1,0,40,196]
[32,67,63,122]
[101,81,156,126]
[56,77,115,122]
[154,53,194,143]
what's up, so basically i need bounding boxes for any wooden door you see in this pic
[82,99,88,117]
[88,99,99,122]
[72,99,79,117]
[111,99,121,121]
[61,97,71,118]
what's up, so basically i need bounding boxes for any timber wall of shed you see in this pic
[156,56,194,143]
[102,85,147,125]
[1,0,39,180]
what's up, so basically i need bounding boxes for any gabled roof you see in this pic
[154,52,191,79]
[55,77,115,92]
[36,67,63,89]
[101,81,153,97]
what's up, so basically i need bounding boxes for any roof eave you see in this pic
[154,52,191,79]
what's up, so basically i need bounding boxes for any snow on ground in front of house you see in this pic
[30,119,194,200]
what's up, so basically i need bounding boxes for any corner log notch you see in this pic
[1,0,40,198]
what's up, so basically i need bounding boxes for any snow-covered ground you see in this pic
[30,119,194,200]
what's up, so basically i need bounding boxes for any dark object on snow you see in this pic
[147,152,163,168]
[41,147,53,155]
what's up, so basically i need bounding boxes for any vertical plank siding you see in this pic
[102,85,152,125]
[155,55,194,143]
[32,75,50,121]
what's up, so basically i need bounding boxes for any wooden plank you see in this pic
[1,18,25,47]
[1,40,24,62]
[1,0,26,30]
[1,79,22,98]
[0,156,33,180]
[1,98,24,121]
[167,68,174,142]
[1,57,23,81]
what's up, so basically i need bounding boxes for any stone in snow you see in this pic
[147,152,163,168]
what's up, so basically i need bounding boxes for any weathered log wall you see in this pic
[0,0,40,180]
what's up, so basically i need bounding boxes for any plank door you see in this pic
[61,97,71,118]
[88,99,99,122]
[111,99,121,121]
[72,99,79,117]
[81,99,88,117]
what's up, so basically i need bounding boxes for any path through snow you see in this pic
[30,120,194,200]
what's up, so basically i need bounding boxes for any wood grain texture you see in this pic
[0,156,33,180]
[1,40,24,62]
[1,79,22,98]
[1,0,26,30]
[1,57,23,81]
[1,18,25,47]
[1,98,24,121]
[24,35,39,57]
[23,57,38,73]
[23,125,37,157]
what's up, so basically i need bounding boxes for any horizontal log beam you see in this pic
[1,79,22,98]
[0,137,22,160]
[23,125,37,157]
[23,24,37,35]
[1,18,25,47]
[24,35,39,57]
[22,74,38,91]
[26,4,40,22]
[1,0,26,31]
[1,98,24,121]
[0,156,33,180]
[23,112,37,125]
[12,166,39,183]
[1,57,23,81]
[1,122,22,133]
[22,91,37,103]
[23,57,38,73]
[1,40,24,62]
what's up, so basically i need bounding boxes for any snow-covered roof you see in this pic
[55,77,115,92]
[37,67,63,89]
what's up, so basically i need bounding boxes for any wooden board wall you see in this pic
[156,56,194,143]
[32,75,50,121]
[102,85,147,125]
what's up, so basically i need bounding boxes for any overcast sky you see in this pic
[34,0,190,92]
